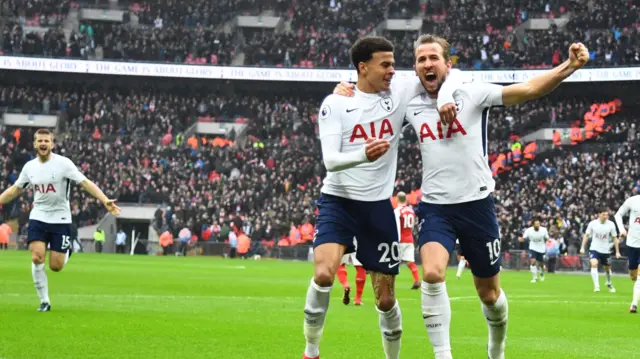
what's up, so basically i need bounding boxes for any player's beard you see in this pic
[422,75,445,97]
[37,146,51,159]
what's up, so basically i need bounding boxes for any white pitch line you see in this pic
[0,293,628,305]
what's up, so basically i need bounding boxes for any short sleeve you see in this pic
[466,83,504,108]
[63,158,87,184]
[318,95,344,139]
[14,166,30,189]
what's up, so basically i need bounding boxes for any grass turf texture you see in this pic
[0,251,635,359]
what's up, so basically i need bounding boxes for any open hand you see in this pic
[333,81,355,97]
[104,199,121,216]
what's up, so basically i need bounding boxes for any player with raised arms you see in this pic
[302,36,426,359]
[0,129,120,312]
[523,220,549,283]
[394,191,421,289]
[614,196,640,313]
[581,208,620,293]
[334,34,589,359]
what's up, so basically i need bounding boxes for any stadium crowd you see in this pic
[2,0,640,69]
[0,77,637,259]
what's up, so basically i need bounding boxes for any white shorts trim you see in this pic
[340,252,362,266]
[398,243,415,262]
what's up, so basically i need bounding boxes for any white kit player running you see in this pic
[394,192,421,289]
[455,239,467,280]
[334,34,590,359]
[0,129,120,312]
[523,220,549,283]
[581,209,620,293]
[614,195,640,313]
[302,36,425,359]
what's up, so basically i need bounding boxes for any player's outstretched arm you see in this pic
[0,185,24,205]
[501,43,589,106]
[79,179,121,216]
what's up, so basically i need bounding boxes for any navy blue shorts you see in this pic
[417,194,501,278]
[627,247,640,270]
[589,250,611,266]
[529,250,545,263]
[314,193,400,275]
[27,220,72,253]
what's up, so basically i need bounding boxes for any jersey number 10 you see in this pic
[403,214,414,229]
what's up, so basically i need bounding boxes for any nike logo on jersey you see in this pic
[414,110,424,116]
[346,108,358,113]
[388,262,399,269]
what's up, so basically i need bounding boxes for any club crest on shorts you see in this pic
[380,97,393,112]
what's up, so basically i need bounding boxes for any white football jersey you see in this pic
[405,82,503,204]
[524,226,549,253]
[14,153,87,224]
[585,219,617,254]
[615,195,640,248]
[318,78,422,201]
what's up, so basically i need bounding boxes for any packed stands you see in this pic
[3,0,640,69]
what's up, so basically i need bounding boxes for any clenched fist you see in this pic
[568,43,589,70]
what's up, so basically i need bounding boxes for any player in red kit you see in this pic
[394,192,421,289]
[336,241,368,305]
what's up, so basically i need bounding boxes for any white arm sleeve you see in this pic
[318,95,369,172]
[614,200,630,233]
[321,135,369,172]
[437,68,464,109]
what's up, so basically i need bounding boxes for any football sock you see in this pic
[32,263,50,304]
[421,281,452,357]
[355,266,367,302]
[408,262,420,283]
[538,264,545,277]
[605,269,611,285]
[456,259,466,277]
[303,278,331,358]
[591,267,599,288]
[378,300,402,359]
[336,264,349,289]
[632,278,640,307]
[482,289,508,359]
[530,265,537,280]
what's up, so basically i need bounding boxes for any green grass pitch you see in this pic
[0,251,636,359]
